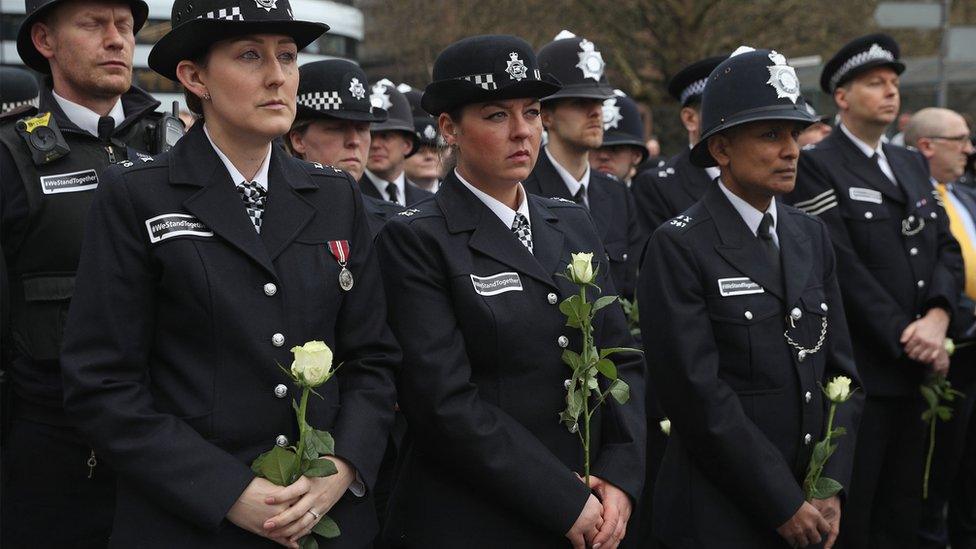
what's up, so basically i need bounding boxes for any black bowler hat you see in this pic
[667,55,727,106]
[0,66,39,115]
[295,60,387,123]
[421,34,561,116]
[601,90,648,164]
[18,0,149,72]
[820,33,905,94]
[690,47,817,167]
[148,0,327,81]
[369,80,418,155]
[538,32,614,101]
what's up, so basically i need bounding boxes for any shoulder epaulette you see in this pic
[302,160,346,177]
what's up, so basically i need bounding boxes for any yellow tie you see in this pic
[935,183,976,299]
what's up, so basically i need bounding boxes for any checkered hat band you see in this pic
[460,69,543,91]
[680,78,707,105]
[1,97,38,112]
[830,46,895,89]
[198,6,243,20]
[297,91,343,110]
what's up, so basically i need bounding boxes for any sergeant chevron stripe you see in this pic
[794,188,838,215]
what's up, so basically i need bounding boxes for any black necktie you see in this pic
[757,212,779,268]
[573,186,586,207]
[385,182,399,204]
[97,116,115,142]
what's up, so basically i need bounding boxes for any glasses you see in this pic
[924,135,972,143]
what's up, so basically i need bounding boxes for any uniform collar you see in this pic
[545,146,590,198]
[51,90,124,138]
[203,123,271,191]
[839,123,885,161]
[365,169,406,204]
[454,168,531,230]
[717,178,778,245]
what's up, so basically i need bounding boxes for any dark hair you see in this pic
[181,50,210,115]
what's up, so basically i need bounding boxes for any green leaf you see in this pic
[311,515,341,538]
[920,385,939,409]
[299,534,319,549]
[592,295,618,314]
[811,476,843,499]
[307,429,336,457]
[610,379,630,404]
[599,347,643,359]
[811,439,829,467]
[561,350,582,371]
[922,410,935,422]
[595,358,617,380]
[251,445,297,486]
[587,376,599,390]
[937,406,953,421]
[831,426,847,438]
[304,458,339,478]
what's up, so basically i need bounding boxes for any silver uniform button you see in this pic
[805,391,812,403]
[744,310,753,320]
[804,433,812,445]
[547,292,558,305]
[622,253,628,261]
[917,280,926,288]
[931,211,938,219]
[557,335,569,348]
[790,307,802,320]
[275,435,289,447]
[864,211,873,219]
[909,215,915,223]
[910,247,919,256]
[274,384,288,398]
[264,282,277,296]
[820,302,828,312]
[272,333,285,347]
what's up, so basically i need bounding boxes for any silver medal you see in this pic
[339,267,354,291]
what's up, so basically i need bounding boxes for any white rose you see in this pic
[824,376,852,403]
[568,252,595,285]
[290,341,334,387]
[659,418,671,436]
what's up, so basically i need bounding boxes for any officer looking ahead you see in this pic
[639,47,863,549]
[0,0,174,544]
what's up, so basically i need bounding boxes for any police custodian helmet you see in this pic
[690,47,817,167]
[421,34,561,116]
[369,80,419,156]
[601,90,648,164]
[537,32,614,101]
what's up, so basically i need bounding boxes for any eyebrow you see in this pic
[228,36,298,46]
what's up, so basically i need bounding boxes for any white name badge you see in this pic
[718,277,765,297]
[145,213,214,243]
[849,187,883,204]
[470,272,523,296]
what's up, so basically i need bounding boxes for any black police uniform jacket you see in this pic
[358,173,433,206]
[363,194,406,237]
[638,183,863,549]
[60,123,400,548]
[523,149,642,300]
[376,173,646,548]
[786,129,964,397]
[632,147,711,236]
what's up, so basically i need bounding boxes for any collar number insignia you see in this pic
[349,78,366,100]
[766,50,800,104]
[602,97,622,129]
[254,0,277,11]
[370,84,392,110]
[576,39,605,81]
[506,52,529,81]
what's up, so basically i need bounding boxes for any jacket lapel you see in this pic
[527,196,567,281]
[259,151,317,261]
[834,129,905,204]
[526,150,574,201]
[358,173,383,201]
[586,176,612,241]
[776,208,812,308]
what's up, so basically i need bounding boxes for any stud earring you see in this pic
[203,92,211,101]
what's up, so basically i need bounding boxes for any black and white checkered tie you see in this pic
[236,180,266,233]
[511,213,533,254]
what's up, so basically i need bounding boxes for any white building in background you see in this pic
[0,0,363,110]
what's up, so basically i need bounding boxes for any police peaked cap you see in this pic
[421,34,561,116]
[148,0,327,81]
[820,33,905,94]
[538,36,614,101]
[18,0,149,72]
[0,66,40,114]
[668,55,728,106]
[369,81,418,156]
[601,91,648,164]
[690,48,817,167]
[295,60,387,123]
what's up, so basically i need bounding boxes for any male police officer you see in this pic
[589,90,649,186]
[639,47,862,549]
[524,32,642,300]
[362,80,432,206]
[403,88,444,193]
[0,67,40,117]
[632,55,726,233]
[786,34,964,548]
[0,0,172,544]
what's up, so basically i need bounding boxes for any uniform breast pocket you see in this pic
[705,292,781,390]
[281,238,345,316]
[840,202,891,265]
[787,287,830,364]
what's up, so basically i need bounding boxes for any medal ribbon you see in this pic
[327,240,350,267]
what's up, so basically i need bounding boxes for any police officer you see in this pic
[632,55,726,234]
[286,59,403,237]
[589,90,649,186]
[797,99,833,148]
[376,34,645,549]
[639,47,863,549]
[362,81,431,206]
[59,0,399,545]
[402,88,444,193]
[524,32,642,300]
[786,34,964,549]
[0,66,39,117]
[0,0,175,543]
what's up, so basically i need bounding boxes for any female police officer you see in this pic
[59,0,399,546]
[375,35,645,549]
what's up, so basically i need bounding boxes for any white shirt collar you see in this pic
[839,123,885,160]
[718,179,779,246]
[455,169,531,234]
[705,166,721,181]
[365,169,406,205]
[545,147,590,204]
[52,90,124,138]
[203,124,271,191]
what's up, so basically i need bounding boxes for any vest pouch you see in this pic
[14,275,75,361]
